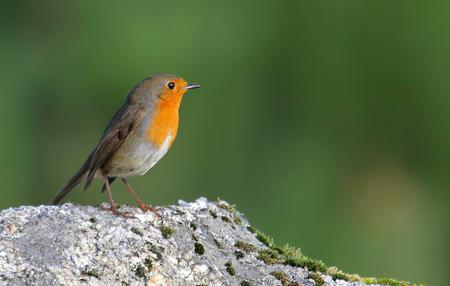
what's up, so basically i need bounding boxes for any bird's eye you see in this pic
[167,82,175,90]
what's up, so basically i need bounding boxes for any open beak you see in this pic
[185,83,201,90]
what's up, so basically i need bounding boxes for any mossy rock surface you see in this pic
[0,198,415,285]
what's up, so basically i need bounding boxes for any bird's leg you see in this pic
[101,177,116,193]
[121,178,158,214]
[100,172,133,218]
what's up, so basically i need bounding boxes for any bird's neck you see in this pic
[146,98,181,147]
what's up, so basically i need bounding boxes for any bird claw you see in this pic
[138,203,155,212]
[138,203,161,218]
[100,204,135,219]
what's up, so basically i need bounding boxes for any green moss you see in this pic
[240,281,252,286]
[235,241,257,253]
[233,216,242,225]
[297,257,326,272]
[327,267,350,281]
[209,210,218,219]
[225,261,235,276]
[362,277,412,286]
[145,242,164,260]
[308,272,324,286]
[217,200,243,225]
[270,271,289,286]
[280,244,302,258]
[376,278,410,286]
[287,282,302,286]
[332,272,350,281]
[190,222,198,230]
[251,227,326,272]
[257,249,284,264]
[257,245,308,267]
[160,226,175,239]
[326,267,361,282]
[238,215,415,285]
[254,229,273,247]
[134,264,146,278]
[131,227,143,236]
[144,258,153,271]
[194,242,205,255]
[276,244,302,266]
[221,216,231,223]
[81,268,100,278]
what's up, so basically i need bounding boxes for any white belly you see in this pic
[104,133,172,177]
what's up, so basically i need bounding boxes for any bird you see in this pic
[50,74,200,216]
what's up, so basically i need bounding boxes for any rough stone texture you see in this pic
[0,198,375,286]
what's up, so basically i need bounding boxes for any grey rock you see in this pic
[0,198,376,286]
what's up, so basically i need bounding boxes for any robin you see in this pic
[50,74,200,216]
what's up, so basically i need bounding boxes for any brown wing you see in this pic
[84,100,145,190]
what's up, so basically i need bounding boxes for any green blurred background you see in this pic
[1,1,449,284]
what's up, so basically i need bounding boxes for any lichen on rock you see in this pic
[0,198,412,286]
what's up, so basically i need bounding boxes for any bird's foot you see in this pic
[138,202,161,218]
[100,204,135,219]
[138,202,156,212]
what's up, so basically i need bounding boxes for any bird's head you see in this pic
[129,74,200,105]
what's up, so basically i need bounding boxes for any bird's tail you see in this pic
[50,158,91,205]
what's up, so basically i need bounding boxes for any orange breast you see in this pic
[146,98,180,146]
